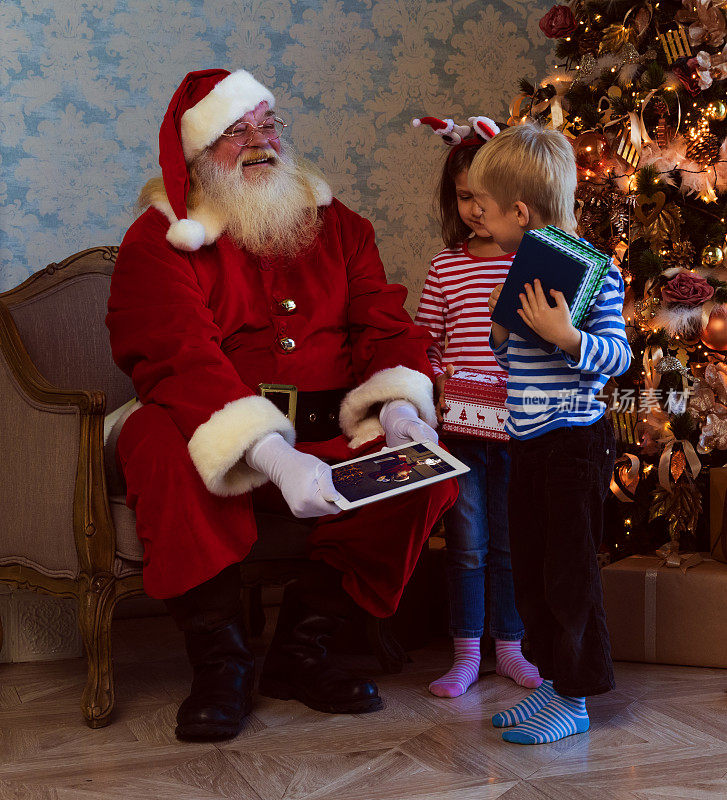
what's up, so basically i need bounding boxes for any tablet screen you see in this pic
[331,441,467,509]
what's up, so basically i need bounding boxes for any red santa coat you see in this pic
[107,195,457,612]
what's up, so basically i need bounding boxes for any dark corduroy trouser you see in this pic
[508,415,616,697]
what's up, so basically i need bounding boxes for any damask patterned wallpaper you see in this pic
[1,0,553,312]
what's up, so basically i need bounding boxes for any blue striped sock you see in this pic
[491,680,554,728]
[502,693,589,744]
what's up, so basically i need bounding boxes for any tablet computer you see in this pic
[331,440,469,511]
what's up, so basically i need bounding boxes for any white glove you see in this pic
[379,400,438,448]
[246,433,342,518]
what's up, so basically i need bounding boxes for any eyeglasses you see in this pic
[219,116,287,147]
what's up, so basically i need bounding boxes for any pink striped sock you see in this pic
[495,639,543,689]
[429,637,481,698]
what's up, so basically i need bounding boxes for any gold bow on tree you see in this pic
[599,23,637,53]
[676,0,727,47]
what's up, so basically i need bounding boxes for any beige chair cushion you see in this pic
[110,496,143,563]
[9,274,134,411]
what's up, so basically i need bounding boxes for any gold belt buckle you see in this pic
[259,383,297,426]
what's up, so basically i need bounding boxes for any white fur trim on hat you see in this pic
[181,70,276,162]
[468,116,500,142]
[339,366,437,449]
[188,394,295,496]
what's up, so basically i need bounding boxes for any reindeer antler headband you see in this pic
[412,115,501,149]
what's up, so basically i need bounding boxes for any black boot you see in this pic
[259,566,383,714]
[165,565,255,741]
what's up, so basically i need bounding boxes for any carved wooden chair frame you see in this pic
[0,246,142,728]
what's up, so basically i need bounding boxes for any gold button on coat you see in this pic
[279,298,297,314]
[279,337,296,352]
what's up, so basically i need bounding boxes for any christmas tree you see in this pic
[521,0,727,561]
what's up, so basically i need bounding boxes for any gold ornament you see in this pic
[650,475,702,548]
[708,100,727,121]
[599,24,635,54]
[701,305,727,351]
[641,202,683,247]
[634,191,667,227]
[702,243,725,267]
[686,133,721,165]
[615,127,641,170]
[574,131,610,170]
[656,355,689,376]
[656,116,669,147]
[619,3,653,46]
[659,27,692,63]
[634,294,661,326]
[575,53,597,82]
[663,240,696,270]
[670,450,687,482]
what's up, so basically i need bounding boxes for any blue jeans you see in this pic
[443,438,525,641]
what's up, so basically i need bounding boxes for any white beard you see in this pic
[188,146,321,258]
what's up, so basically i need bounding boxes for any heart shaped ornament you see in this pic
[634,191,666,227]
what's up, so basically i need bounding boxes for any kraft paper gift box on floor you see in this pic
[442,369,508,441]
[601,555,727,668]
[709,466,727,564]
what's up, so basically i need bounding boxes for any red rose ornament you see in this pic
[661,271,715,306]
[539,5,578,38]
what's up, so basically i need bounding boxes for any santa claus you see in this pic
[106,68,457,741]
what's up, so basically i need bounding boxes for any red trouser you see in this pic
[117,404,458,617]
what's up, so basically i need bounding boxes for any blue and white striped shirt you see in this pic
[489,262,632,440]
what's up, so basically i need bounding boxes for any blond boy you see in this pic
[468,122,631,745]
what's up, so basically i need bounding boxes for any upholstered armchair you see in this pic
[0,247,406,729]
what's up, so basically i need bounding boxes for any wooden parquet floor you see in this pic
[1,612,726,800]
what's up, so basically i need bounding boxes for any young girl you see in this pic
[413,116,542,698]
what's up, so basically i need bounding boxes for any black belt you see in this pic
[259,384,346,442]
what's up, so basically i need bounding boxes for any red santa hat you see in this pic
[158,68,275,251]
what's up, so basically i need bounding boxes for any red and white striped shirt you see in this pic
[415,241,513,376]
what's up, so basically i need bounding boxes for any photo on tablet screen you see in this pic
[331,441,468,510]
